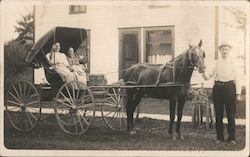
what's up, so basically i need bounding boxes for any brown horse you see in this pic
[123,40,206,139]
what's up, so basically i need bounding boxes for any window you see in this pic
[69,5,87,14]
[145,27,174,64]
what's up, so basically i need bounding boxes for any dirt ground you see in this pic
[4,115,246,151]
[4,97,246,151]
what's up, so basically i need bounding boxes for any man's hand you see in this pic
[236,94,242,102]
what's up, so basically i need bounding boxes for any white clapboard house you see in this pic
[33,5,247,87]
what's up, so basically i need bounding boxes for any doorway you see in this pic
[119,28,140,79]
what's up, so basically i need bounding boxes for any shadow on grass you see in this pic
[4,113,246,151]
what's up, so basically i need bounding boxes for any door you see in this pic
[119,28,140,79]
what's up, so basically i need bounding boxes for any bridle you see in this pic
[157,46,203,83]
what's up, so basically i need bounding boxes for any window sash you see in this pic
[69,5,87,14]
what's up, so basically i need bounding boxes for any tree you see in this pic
[4,11,34,93]
[4,40,33,93]
[14,12,34,45]
[223,7,247,74]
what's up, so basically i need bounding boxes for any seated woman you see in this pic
[46,43,75,83]
[67,47,87,84]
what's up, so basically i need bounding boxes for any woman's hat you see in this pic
[218,42,232,49]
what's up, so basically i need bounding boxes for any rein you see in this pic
[156,47,196,84]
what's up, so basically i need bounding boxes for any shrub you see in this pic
[4,40,33,93]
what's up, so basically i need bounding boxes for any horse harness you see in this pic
[156,47,196,85]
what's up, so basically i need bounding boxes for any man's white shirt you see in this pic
[203,58,242,94]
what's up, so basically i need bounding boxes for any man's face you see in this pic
[220,46,231,59]
[55,43,60,52]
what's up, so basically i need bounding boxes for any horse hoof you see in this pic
[171,134,176,140]
[178,135,184,140]
[129,130,136,135]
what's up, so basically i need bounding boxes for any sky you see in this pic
[3,4,33,43]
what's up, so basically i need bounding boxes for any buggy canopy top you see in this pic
[25,27,87,67]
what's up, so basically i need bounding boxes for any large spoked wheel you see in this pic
[54,81,95,135]
[101,88,139,131]
[5,80,41,132]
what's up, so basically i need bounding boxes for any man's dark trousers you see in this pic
[212,81,236,141]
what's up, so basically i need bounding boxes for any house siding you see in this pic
[34,5,216,85]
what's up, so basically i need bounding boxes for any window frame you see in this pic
[143,26,175,62]
[69,5,87,14]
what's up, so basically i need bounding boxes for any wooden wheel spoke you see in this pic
[21,111,28,130]
[55,82,93,135]
[78,89,86,101]
[78,102,95,109]
[25,93,39,104]
[71,83,76,100]
[112,88,118,100]
[103,97,116,104]
[6,99,20,106]
[75,121,78,134]
[12,85,22,101]
[76,88,80,100]
[56,103,71,110]
[65,85,74,105]
[18,82,24,100]
[25,111,34,128]
[58,108,69,115]
[121,112,127,125]
[8,108,22,120]
[59,92,73,106]
[26,100,40,106]
[58,111,71,121]
[81,116,90,126]
[24,86,32,102]
[23,82,27,100]
[106,92,117,104]
[79,94,91,104]
[6,105,20,111]
[104,100,117,108]
[78,109,91,117]
[103,110,114,117]
[8,91,21,104]
[27,107,40,113]
[56,98,72,108]
[76,114,84,132]
[26,108,38,121]
[108,111,118,124]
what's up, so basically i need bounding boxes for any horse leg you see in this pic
[168,98,176,140]
[126,89,135,134]
[176,96,185,140]
[129,89,143,135]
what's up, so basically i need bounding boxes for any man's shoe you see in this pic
[227,137,236,144]
[216,140,224,143]
[229,140,236,145]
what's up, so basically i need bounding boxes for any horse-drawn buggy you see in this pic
[5,27,206,138]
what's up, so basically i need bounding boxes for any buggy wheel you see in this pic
[54,81,95,135]
[101,88,139,131]
[5,80,41,132]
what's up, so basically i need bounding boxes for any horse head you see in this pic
[187,40,206,73]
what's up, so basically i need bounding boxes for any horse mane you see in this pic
[165,49,189,67]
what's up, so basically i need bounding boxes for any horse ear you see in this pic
[198,40,202,47]
[189,44,192,48]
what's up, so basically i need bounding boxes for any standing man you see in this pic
[202,42,242,144]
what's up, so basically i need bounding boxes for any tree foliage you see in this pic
[4,11,34,92]
[14,12,34,45]
[223,7,246,31]
[4,40,33,92]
